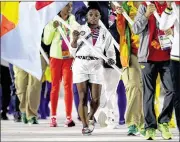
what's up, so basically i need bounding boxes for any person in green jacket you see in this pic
[43,2,77,128]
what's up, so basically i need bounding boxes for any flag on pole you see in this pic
[1,1,68,80]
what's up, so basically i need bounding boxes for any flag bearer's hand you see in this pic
[53,21,59,28]
[72,30,80,41]
[145,4,156,18]
[107,58,115,66]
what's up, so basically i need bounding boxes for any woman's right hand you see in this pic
[53,20,59,28]
[72,30,80,41]
[71,30,80,48]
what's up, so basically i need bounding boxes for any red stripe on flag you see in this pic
[35,1,53,10]
[0,15,16,37]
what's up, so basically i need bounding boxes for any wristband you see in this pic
[165,7,173,15]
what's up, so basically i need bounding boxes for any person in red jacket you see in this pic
[132,1,174,140]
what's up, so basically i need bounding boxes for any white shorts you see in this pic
[72,58,103,84]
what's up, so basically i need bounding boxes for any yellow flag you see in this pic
[0,2,19,36]
[1,2,19,25]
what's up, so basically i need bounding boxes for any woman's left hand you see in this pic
[107,58,115,66]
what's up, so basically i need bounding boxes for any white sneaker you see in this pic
[89,120,95,132]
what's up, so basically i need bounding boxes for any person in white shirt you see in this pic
[71,2,116,135]
[159,1,180,132]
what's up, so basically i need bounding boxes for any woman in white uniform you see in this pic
[70,2,116,135]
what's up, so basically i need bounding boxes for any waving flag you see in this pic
[1,2,19,37]
[1,1,68,80]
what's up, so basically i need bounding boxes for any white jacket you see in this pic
[70,24,116,62]
[159,2,180,61]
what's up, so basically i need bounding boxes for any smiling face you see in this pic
[87,9,101,25]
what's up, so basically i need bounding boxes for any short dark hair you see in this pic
[86,2,101,15]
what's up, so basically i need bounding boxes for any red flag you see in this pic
[35,1,53,10]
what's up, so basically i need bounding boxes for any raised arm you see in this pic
[159,2,177,31]
[132,4,156,34]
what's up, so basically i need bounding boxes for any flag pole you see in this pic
[56,24,74,57]
[39,47,49,64]
[99,22,120,51]
[54,16,122,75]
[112,2,134,26]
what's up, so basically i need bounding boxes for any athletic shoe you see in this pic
[158,123,172,140]
[64,119,75,127]
[50,117,57,127]
[145,128,156,140]
[82,127,91,136]
[127,125,138,136]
